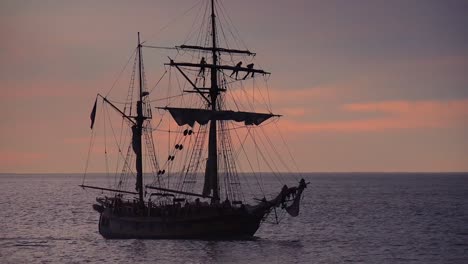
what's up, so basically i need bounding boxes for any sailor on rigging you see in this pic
[197,57,207,86]
[242,63,254,80]
[230,61,242,79]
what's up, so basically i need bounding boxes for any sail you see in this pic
[286,179,307,217]
[165,107,277,127]
[285,191,302,217]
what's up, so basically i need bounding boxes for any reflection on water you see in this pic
[0,173,467,263]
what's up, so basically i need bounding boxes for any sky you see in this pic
[1,0,467,173]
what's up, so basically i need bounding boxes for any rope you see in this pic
[105,48,137,97]
[149,70,168,94]
[232,126,265,196]
[82,111,97,185]
[103,104,110,187]
[274,121,302,181]
[143,0,203,44]
[247,127,284,185]
[260,126,292,174]
[182,0,207,45]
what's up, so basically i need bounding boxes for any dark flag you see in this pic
[90,98,97,129]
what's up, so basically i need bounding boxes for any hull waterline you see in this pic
[98,208,263,239]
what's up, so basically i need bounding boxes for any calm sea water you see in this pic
[0,173,467,264]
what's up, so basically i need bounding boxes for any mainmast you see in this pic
[205,0,219,200]
[164,0,274,201]
[135,32,145,204]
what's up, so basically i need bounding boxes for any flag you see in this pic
[90,98,97,129]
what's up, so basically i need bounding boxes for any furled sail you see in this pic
[285,189,303,217]
[286,179,307,217]
[164,107,278,127]
[203,159,216,196]
[131,125,143,191]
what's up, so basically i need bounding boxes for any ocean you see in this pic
[0,173,467,264]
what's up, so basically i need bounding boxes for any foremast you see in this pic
[135,32,145,204]
[83,33,152,203]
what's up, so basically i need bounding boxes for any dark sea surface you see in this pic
[0,173,467,264]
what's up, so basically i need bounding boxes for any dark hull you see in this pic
[98,208,263,239]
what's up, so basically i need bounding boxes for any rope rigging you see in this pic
[82,0,304,206]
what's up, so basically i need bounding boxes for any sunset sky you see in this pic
[1,0,467,173]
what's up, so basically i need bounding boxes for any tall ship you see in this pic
[81,0,307,239]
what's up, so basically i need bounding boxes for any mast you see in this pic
[164,0,272,200]
[135,32,145,204]
[204,0,219,200]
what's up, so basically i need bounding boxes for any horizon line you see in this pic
[1,171,467,175]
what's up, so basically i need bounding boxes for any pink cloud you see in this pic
[0,151,45,170]
[278,99,468,133]
[0,72,120,100]
[278,107,306,117]
[267,86,339,104]
[224,84,340,114]
[344,99,468,119]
